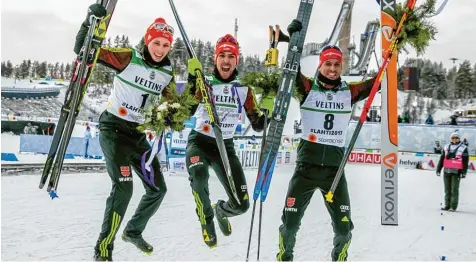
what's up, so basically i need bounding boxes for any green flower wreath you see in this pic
[241,69,303,103]
[394,0,438,55]
[137,83,198,134]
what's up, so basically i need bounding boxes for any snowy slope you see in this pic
[2,165,475,261]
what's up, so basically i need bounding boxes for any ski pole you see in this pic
[325,0,417,203]
[246,110,268,261]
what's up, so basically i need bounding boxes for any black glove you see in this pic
[83,3,107,26]
[436,171,441,176]
[287,19,303,36]
[460,172,466,179]
[278,30,290,43]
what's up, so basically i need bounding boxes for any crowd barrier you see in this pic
[348,149,476,173]
[346,122,475,154]
[8,126,475,174]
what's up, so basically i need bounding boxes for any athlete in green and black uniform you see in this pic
[276,21,379,262]
[75,4,180,261]
[185,34,272,248]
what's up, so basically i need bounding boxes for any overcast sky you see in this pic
[2,0,476,71]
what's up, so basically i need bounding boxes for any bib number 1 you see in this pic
[140,94,149,108]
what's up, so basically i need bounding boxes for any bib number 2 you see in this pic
[324,114,334,130]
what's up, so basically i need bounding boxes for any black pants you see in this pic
[443,173,461,209]
[277,163,354,261]
[95,111,167,258]
[185,132,249,225]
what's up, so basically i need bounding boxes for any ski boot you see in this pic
[201,222,217,248]
[441,206,450,211]
[93,251,112,261]
[213,200,232,236]
[122,233,153,255]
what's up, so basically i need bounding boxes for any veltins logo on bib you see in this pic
[223,86,230,94]
[326,93,333,101]
[150,71,156,80]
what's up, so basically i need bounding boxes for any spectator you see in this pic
[425,115,434,125]
[84,126,92,158]
[23,123,32,134]
[449,115,458,125]
[30,125,38,134]
[462,138,468,147]
[436,131,469,212]
[402,112,410,123]
[434,141,442,154]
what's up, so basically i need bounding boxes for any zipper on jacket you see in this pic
[320,146,326,166]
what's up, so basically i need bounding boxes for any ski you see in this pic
[324,0,417,203]
[253,0,314,203]
[39,0,118,197]
[168,0,241,205]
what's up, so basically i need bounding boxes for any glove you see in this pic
[287,19,303,36]
[436,171,441,176]
[187,58,203,76]
[83,3,107,26]
[278,30,290,43]
[260,94,275,117]
[461,172,466,179]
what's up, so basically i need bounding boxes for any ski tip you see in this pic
[49,190,59,200]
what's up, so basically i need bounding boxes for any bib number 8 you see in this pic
[324,114,334,130]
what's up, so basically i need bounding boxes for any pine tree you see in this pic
[114,35,121,48]
[446,67,457,100]
[135,37,145,51]
[37,61,48,78]
[13,65,21,80]
[426,98,437,116]
[416,95,425,123]
[469,62,476,101]
[64,63,72,80]
[27,59,32,78]
[432,62,447,99]
[18,60,30,79]
[170,37,187,78]
[47,63,55,79]
[32,60,40,79]
[53,62,60,79]
[5,60,14,77]
[455,60,473,99]
[106,37,113,48]
[1,62,6,77]
[121,34,131,48]
[204,41,215,72]
[196,39,205,63]
[59,63,65,80]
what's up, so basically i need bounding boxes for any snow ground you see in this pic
[2,164,475,261]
